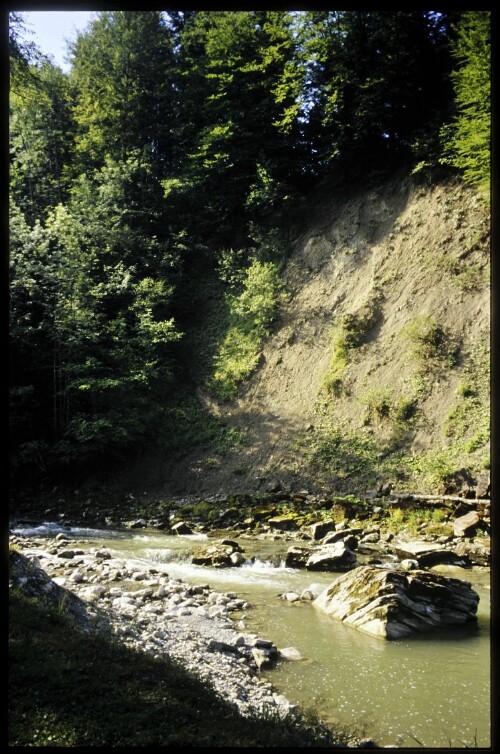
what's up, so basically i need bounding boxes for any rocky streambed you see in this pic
[9,533,311,726]
[9,487,491,747]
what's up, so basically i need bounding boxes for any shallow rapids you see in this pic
[11,522,490,748]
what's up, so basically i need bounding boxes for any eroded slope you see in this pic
[130,173,491,497]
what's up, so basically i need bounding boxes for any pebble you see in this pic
[9,535,298,721]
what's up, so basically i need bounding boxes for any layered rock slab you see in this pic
[313,565,479,640]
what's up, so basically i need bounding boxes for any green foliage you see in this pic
[321,293,382,398]
[401,315,459,375]
[208,260,283,400]
[408,449,459,491]
[192,501,220,521]
[393,397,419,424]
[456,381,475,398]
[210,327,263,401]
[434,248,488,292]
[301,11,455,168]
[384,506,405,530]
[216,247,249,288]
[160,396,244,455]
[359,390,419,449]
[301,423,379,482]
[230,259,283,330]
[169,10,305,242]
[360,388,393,422]
[70,11,175,171]
[9,9,489,487]
[9,153,181,474]
[444,344,489,456]
[464,431,488,454]
[248,224,289,269]
[442,12,491,197]
[10,60,74,222]
[383,506,452,537]
[9,12,46,88]
[298,414,481,496]
[323,375,345,399]
[451,263,488,291]
[301,337,488,495]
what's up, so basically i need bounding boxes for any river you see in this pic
[12,522,491,748]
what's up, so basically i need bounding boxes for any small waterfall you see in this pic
[144,547,193,565]
[241,556,288,571]
[10,522,124,540]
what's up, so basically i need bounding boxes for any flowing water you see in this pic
[12,523,491,748]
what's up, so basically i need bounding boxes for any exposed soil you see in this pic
[111,172,490,500]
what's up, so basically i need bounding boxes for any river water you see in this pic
[12,523,491,748]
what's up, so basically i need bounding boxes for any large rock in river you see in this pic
[267,514,301,531]
[392,539,466,567]
[192,540,245,568]
[309,520,337,541]
[306,542,357,571]
[453,537,490,566]
[453,510,482,538]
[313,565,479,639]
[285,546,310,568]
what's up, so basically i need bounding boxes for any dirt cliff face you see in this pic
[119,172,491,499]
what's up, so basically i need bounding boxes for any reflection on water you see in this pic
[255,596,490,748]
[10,523,491,748]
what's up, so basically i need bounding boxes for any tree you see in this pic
[10,60,75,223]
[444,11,490,195]
[166,10,304,248]
[10,159,182,477]
[70,11,175,174]
[10,9,479,485]
[300,11,456,170]
[9,11,43,87]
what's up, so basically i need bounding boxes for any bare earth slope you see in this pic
[125,173,490,498]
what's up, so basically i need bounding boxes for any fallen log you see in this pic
[389,493,488,510]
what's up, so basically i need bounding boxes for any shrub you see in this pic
[401,315,458,373]
[323,374,344,398]
[160,397,244,453]
[208,260,283,400]
[409,450,458,491]
[445,347,489,454]
[443,11,491,198]
[464,431,489,454]
[360,390,418,430]
[386,507,405,530]
[321,291,383,399]
[393,397,418,423]
[451,263,487,291]
[384,506,451,536]
[456,381,475,398]
[360,389,393,422]
[435,253,487,292]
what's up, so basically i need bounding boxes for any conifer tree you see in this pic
[445,11,490,195]
[70,11,175,174]
[300,10,455,170]
[10,61,74,223]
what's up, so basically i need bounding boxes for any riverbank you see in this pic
[9,530,364,748]
[8,484,491,565]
